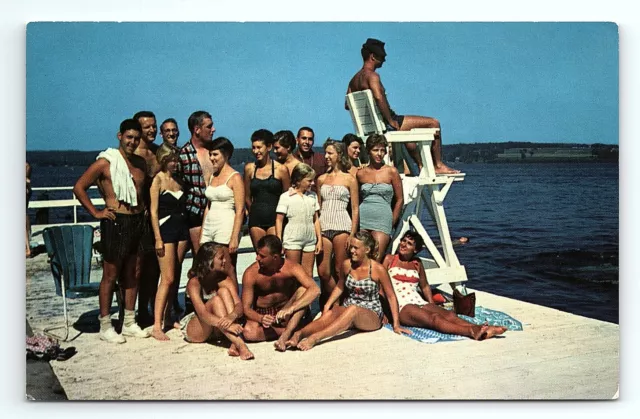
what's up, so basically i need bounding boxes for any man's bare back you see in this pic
[348,68,378,95]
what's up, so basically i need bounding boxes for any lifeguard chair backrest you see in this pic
[346,90,386,139]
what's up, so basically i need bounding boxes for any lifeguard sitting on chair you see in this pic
[345,38,459,175]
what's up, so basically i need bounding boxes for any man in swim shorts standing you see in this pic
[346,38,459,174]
[241,235,320,351]
[73,119,151,343]
[133,111,162,326]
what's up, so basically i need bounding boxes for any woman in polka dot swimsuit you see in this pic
[383,231,507,340]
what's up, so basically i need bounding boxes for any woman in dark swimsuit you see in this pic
[149,144,190,341]
[243,129,291,251]
[285,230,410,351]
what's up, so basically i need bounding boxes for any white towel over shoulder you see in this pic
[96,148,138,207]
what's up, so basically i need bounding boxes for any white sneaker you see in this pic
[100,327,126,344]
[122,323,150,338]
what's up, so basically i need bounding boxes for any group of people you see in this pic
[73,112,505,357]
[70,37,503,356]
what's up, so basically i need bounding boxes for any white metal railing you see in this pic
[28,186,105,224]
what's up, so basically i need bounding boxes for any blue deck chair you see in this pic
[42,225,101,341]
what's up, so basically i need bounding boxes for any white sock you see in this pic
[99,315,112,333]
[123,309,136,327]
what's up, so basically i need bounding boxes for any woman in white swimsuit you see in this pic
[199,137,245,267]
[383,231,507,340]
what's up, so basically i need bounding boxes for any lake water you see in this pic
[28,162,619,324]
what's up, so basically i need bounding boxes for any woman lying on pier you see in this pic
[178,242,254,360]
[383,231,506,340]
[285,230,410,351]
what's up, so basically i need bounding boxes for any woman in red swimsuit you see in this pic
[383,231,507,340]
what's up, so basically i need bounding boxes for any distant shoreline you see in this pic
[26,142,619,166]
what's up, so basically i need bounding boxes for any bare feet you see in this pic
[434,164,461,175]
[228,344,240,357]
[285,332,302,349]
[470,323,507,340]
[237,343,255,360]
[173,322,181,330]
[151,327,170,341]
[274,337,290,352]
[483,326,507,339]
[470,324,489,341]
[297,336,318,351]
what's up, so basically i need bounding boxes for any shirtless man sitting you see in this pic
[73,118,150,343]
[346,38,459,175]
[241,235,320,351]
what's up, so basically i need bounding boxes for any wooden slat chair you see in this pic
[346,89,468,292]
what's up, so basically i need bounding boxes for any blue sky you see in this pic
[26,22,618,150]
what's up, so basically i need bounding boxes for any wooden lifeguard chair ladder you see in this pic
[346,89,468,293]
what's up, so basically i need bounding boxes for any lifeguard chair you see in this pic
[346,89,468,294]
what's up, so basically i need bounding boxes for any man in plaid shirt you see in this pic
[178,110,215,255]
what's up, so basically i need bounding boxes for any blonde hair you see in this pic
[155,143,179,170]
[323,139,352,172]
[290,163,316,187]
[355,230,379,260]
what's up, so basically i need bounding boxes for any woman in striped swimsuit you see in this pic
[316,140,360,308]
[383,231,507,340]
[284,231,410,351]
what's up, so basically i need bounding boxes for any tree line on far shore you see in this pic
[26,142,618,167]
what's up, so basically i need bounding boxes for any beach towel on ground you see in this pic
[384,306,523,344]
[96,148,138,206]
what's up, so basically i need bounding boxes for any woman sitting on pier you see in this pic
[285,230,410,351]
[383,231,506,340]
[178,242,253,360]
[357,134,404,261]
[149,144,190,340]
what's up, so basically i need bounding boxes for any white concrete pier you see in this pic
[25,236,618,400]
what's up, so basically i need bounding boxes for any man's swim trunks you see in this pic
[386,114,405,132]
[100,212,145,263]
[255,305,281,317]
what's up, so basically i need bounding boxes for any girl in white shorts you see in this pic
[275,163,322,277]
